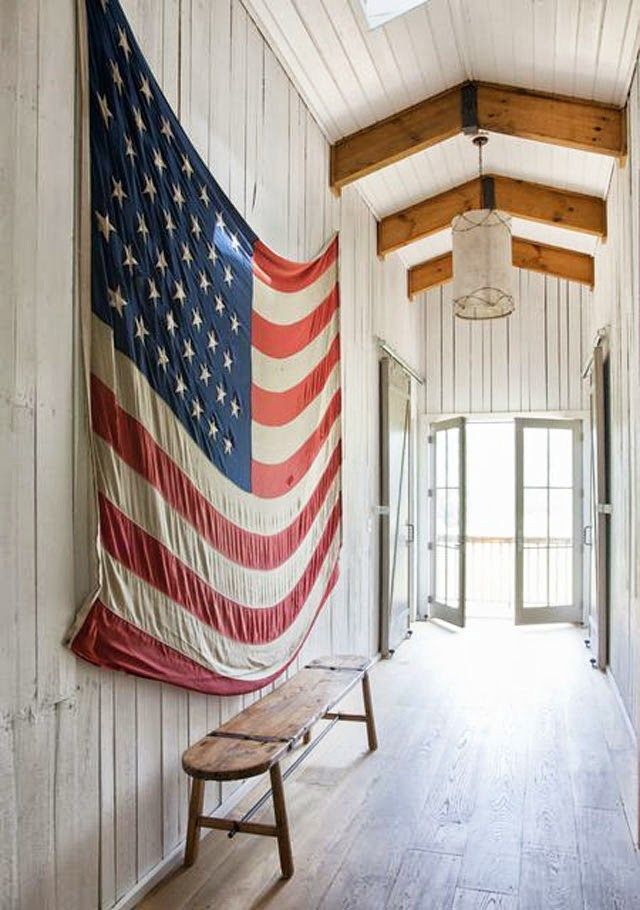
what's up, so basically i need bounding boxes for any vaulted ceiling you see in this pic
[244,0,640,288]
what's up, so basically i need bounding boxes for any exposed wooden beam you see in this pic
[408,253,454,297]
[330,82,626,192]
[476,83,626,159]
[407,237,595,298]
[378,175,606,256]
[511,237,595,287]
[330,85,461,192]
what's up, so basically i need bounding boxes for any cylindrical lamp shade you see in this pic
[451,209,515,319]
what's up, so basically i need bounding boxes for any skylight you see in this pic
[358,0,429,29]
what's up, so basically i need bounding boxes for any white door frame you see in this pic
[514,417,584,625]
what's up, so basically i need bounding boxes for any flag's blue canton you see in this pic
[88,0,257,491]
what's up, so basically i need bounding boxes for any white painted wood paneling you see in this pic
[243,0,636,275]
[590,65,640,738]
[421,270,591,417]
[359,132,613,220]
[0,1,424,908]
[245,0,640,142]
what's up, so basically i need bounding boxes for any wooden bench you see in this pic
[182,656,378,878]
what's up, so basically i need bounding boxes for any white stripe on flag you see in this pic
[251,363,340,465]
[95,435,340,607]
[253,262,337,325]
[251,313,339,392]
[99,536,341,679]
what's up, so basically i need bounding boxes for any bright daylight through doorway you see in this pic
[433,418,582,626]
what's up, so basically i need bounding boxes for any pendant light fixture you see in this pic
[451,134,515,320]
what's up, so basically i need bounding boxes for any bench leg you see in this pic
[270,762,294,878]
[362,672,378,752]
[184,778,205,867]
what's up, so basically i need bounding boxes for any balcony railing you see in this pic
[465,537,514,618]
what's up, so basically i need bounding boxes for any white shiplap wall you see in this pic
[421,270,591,417]
[590,62,640,734]
[0,1,423,908]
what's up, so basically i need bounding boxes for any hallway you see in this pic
[142,621,640,909]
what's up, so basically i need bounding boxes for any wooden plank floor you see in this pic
[141,621,640,910]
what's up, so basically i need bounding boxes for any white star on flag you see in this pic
[166,311,178,335]
[140,76,153,104]
[108,284,127,316]
[117,25,131,60]
[142,174,157,202]
[123,244,138,273]
[134,315,149,343]
[173,280,186,304]
[183,339,195,363]
[110,60,124,93]
[160,117,173,142]
[95,210,116,242]
[97,93,113,127]
[133,106,146,133]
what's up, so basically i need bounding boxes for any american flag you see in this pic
[68,0,341,695]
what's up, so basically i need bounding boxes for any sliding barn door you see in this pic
[430,418,466,627]
[588,343,609,669]
[515,418,583,624]
[379,358,413,657]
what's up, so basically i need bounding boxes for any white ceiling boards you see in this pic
[244,0,640,288]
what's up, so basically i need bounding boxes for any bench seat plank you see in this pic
[182,656,371,781]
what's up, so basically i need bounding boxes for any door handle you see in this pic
[583,525,593,546]
[406,523,415,543]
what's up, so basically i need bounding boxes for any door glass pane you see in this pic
[524,427,548,487]
[549,489,573,542]
[446,428,459,487]
[523,547,548,607]
[549,429,573,488]
[436,491,447,545]
[523,489,547,540]
[549,547,572,606]
[435,546,447,602]
[436,431,446,488]
[446,546,459,608]
[447,488,460,542]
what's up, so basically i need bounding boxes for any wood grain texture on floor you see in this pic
[140,621,639,910]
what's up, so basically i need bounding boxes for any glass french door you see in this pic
[515,418,583,624]
[430,417,466,627]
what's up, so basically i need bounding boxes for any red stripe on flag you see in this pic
[252,286,338,358]
[252,335,341,426]
[70,563,339,696]
[99,492,341,643]
[251,390,342,498]
[253,238,338,292]
[91,375,340,566]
